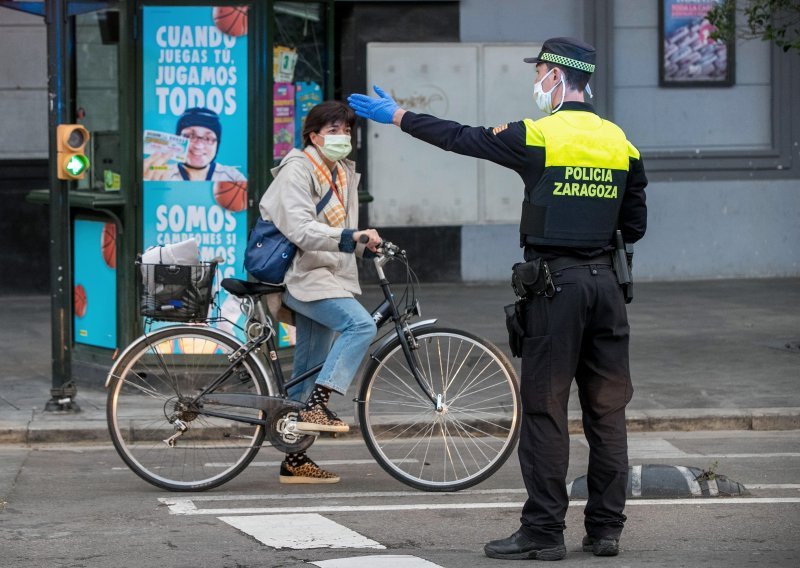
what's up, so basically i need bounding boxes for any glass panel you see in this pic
[75,10,120,190]
[273,1,326,163]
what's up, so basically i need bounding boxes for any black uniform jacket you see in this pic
[399,102,647,259]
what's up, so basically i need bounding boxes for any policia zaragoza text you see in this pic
[553,167,619,198]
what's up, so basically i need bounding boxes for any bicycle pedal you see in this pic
[300,430,321,437]
[279,417,319,437]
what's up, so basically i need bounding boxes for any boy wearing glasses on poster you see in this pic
[143,107,246,182]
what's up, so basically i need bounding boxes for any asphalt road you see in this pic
[2,430,799,567]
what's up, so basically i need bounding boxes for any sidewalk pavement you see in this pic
[1,278,798,444]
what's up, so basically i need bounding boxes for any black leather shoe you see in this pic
[484,530,566,561]
[582,535,619,556]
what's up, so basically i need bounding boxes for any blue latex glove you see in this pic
[347,85,399,124]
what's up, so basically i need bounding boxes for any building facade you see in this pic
[1,0,798,295]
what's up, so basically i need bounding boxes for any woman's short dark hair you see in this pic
[301,100,356,147]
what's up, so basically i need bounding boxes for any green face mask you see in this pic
[318,134,352,162]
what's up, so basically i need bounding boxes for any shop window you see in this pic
[75,9,120,191]
[273,1,327,164]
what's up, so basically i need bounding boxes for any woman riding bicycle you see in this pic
[259,101,382,484]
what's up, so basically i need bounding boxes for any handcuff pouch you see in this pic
[511,259,552,299]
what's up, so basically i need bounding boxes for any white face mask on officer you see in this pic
[533,68,565,114]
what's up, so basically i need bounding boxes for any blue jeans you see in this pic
[283,292,377,402]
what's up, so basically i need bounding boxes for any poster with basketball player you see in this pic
[73,219,117,349]
[142,5,248,181]
[141,5,249,336]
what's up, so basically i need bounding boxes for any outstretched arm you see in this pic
[348,85,527,171]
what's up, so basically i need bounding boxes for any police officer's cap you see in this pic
[524,37,596,74]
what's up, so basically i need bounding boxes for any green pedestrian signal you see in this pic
[65,154,90,177]
[56,124,91,180]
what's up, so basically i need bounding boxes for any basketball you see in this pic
[214,180,248,212]
[74,284,87,318]
[101,222,116,269]
[213,6,248,37]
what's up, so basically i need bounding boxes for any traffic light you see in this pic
[56,124,91,180]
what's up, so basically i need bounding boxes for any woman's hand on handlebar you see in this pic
[353,229,382,253]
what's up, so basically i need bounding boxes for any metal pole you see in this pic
[44,0,79,412]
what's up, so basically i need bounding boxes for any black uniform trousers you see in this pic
[517,263,632,545]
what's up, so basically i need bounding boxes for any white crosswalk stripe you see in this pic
[218,513,384,550]
[627,438,689,459]
[310,555,444,567]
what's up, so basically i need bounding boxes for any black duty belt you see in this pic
[547,253,613,273]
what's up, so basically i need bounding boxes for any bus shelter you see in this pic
[1,0,335,410]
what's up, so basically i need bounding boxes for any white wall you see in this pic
[459,0,584,43]
[366,43,481,226]
[367,20,799,281]
[455,0,799,281]
[366,42,542,227]
[462,177,800,281]
[0,9,48,159]
[612,0,773,152]
[634,179,800,279]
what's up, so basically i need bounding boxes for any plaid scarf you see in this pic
[303,147,348,228]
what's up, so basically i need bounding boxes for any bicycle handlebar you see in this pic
[358,233,403,258]
[371,240,404,278]
[378,241,402,256]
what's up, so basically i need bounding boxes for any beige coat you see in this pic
[258,148,362,302]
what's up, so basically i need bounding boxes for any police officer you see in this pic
[349,36,647,561]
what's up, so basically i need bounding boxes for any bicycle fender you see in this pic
[369,319,438,359]
[104,325,276,393]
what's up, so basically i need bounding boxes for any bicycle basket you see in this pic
[138,261,217,322]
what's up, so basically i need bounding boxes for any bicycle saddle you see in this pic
[221,278,285,297]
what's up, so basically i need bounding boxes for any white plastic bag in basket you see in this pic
[141,238,201,294]
[141,238,200,265]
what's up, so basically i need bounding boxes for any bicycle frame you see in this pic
[176,250,439,426]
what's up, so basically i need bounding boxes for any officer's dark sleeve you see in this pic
[400,111,527,172]
[619,145,648,243]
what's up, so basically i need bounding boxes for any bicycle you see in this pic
[106,242,521,492]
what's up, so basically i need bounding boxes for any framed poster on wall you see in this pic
[659,0,735,87]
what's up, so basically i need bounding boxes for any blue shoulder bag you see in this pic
[244,189,333,283]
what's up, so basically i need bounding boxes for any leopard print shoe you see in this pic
[279,459,340,484]
[295,403,350,433]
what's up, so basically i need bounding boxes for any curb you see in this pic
[1,408,799,445]
[618,407,800,434]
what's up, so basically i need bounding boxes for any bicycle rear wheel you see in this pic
[107,326,272,491]
[358,327,520,491]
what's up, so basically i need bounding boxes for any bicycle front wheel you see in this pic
[358,327,520,492]
[107,326,272,491]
